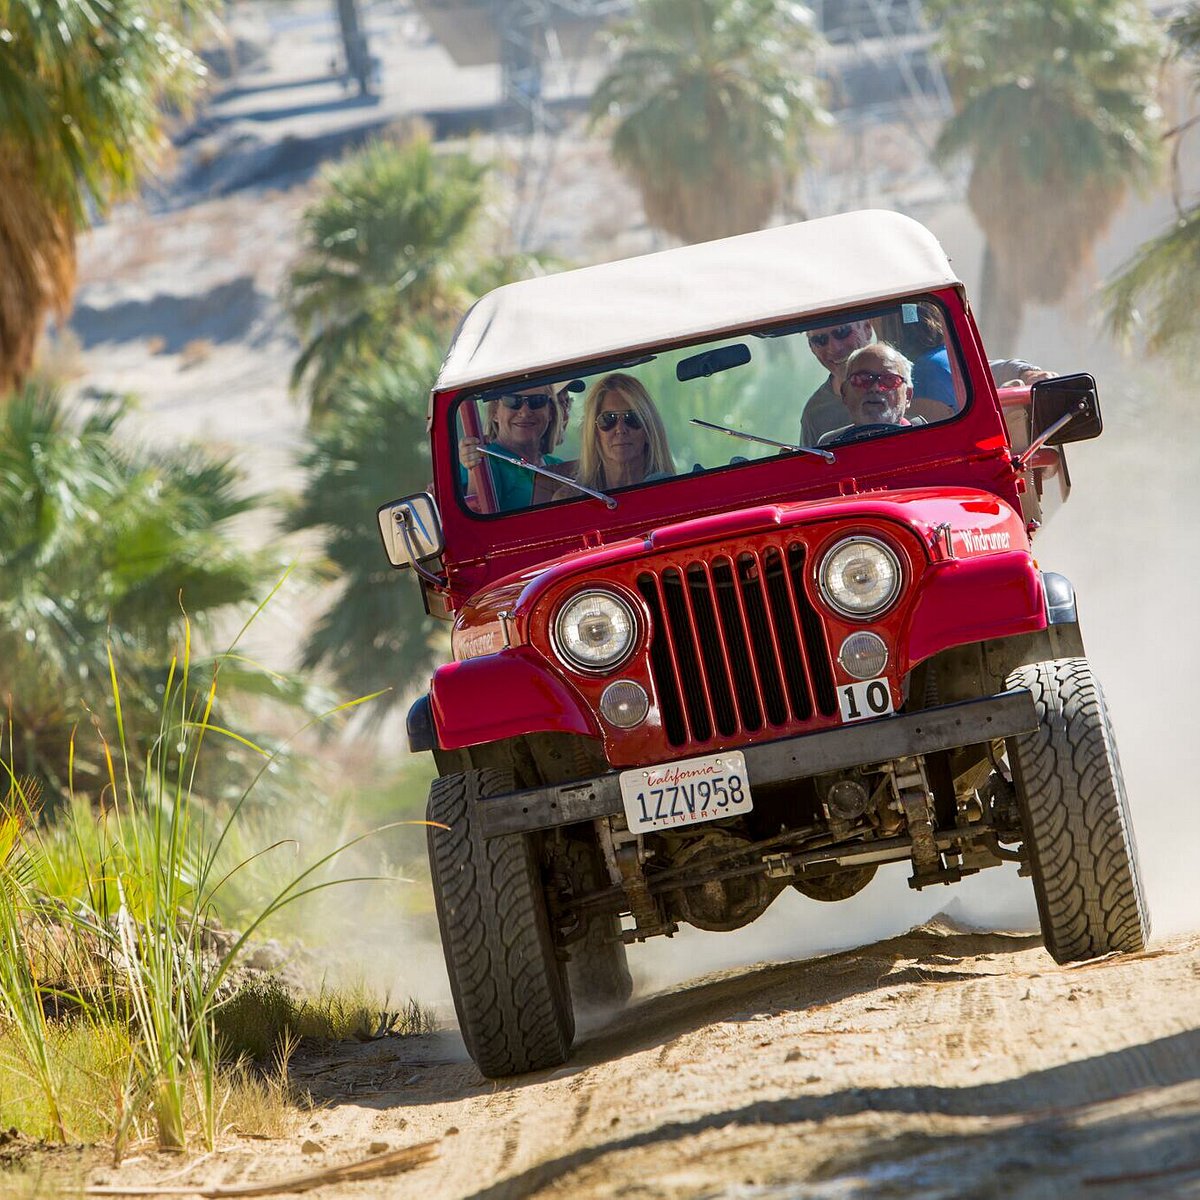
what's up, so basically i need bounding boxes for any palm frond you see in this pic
[282,347,446,709]
[590,0,829,242]
[1102,206,1200,351]
[0,381,287,802]
[928,0,1164,318]
[283,135,491,411]
[0,0,218,387]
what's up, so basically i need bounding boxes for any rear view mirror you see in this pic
[1030,373,1102,445]
[377,492,444,569]
[677,342,751,381]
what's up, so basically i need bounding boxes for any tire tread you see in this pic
[1006,658,1149,964]
[427,769,574,1076]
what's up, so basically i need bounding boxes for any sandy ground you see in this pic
[54,920,1200,1198]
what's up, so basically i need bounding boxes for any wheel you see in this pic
[561,838,633,1012]
[1005,658,1149,964]
[427,769,574,1076]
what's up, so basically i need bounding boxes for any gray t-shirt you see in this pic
[800,377,846,447]
[989,358,1038,386]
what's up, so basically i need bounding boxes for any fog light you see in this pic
[838,631,888,680]
[600,680,649,728]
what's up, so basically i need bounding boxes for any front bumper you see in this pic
[477,690,1038,838]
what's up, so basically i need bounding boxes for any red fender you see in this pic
[430,647,600,750]
[907,551,1046,665]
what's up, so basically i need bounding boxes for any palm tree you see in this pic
[1104,6,1200,351]
[284,347,446,712]
[286,135,496,416]
[0,382,282,804]
[0,0,216,391]
[926,0,1164,353]
[590,0,829,244]
[284,134,555,702]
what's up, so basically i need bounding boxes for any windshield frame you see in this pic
[448,292,974,522]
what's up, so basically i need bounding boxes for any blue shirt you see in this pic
[912,347,958,410]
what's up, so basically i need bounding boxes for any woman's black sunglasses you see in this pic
[499,392,552,410]
[596,410,643,431]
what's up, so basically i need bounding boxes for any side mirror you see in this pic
[1030,373,1102,446]
[377,492,443,570]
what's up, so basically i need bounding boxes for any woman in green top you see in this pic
[459,386,565,510]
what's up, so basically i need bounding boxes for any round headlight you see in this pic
[554,590,637,672]
[838,631,889,680]
[600,680,649,728]
[820,537,902,619]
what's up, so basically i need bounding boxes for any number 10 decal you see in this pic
[839,677,894,722]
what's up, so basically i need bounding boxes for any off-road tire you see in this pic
[427,769,574,1077]
[1005,658,1149,964]
[562,838,633,1012]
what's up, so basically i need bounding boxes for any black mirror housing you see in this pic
[1030,373,1102,445]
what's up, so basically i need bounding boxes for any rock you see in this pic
[301,1139,324,1155]
[246,938,288,971]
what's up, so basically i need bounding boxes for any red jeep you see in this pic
[378,210,1147,1079]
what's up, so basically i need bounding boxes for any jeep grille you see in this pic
[636,543,838,748]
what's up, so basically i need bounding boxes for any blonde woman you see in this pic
[459,385,564,509]
[556,373,673,498]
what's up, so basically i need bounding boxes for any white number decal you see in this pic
[839,678,894,723]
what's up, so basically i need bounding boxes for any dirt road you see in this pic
[89,921,1200,1198]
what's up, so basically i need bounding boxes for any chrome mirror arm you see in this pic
[1012,402,1086,472]
[394,509,445,588]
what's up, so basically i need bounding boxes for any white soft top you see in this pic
[435,209,961,392]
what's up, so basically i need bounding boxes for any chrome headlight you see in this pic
[554,590,637,672]
[819,537,902,619]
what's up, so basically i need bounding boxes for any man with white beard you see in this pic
[819,343,920,444]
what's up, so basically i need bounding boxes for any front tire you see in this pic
[1005,658,1149,964]
[427,769,574,1077]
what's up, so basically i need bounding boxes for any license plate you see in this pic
[620,751,752,834]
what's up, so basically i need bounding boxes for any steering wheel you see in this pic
[821,423,903,447]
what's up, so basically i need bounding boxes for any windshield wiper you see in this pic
[690,418,836,463]
[476,446,618,509]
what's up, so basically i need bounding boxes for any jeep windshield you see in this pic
[454,297,970,516]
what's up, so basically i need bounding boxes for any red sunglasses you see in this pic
[846,369,906,392]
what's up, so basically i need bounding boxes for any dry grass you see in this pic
[0,973,427,1147]
[219,1053,302,1141]
[213,975,431,1064]
[0,1021,132,1146]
